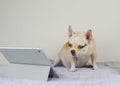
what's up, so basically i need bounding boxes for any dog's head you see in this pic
[66,25,93,57]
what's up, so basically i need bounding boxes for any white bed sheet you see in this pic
[0,62,120,86]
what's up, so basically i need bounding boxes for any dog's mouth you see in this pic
[71,50,76,56]
[71,53,76,56]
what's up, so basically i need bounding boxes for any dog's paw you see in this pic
[93,65,98,70]
[70,68,77,72]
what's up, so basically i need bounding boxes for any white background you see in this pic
[0,0,120,61]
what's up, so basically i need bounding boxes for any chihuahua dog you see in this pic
[54,25,97,72]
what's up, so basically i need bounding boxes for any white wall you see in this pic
[0,0,120,62]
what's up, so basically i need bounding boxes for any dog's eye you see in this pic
[79,45,84,49]
[66,43,72,48]
[77,45,82,50]
[77,44,87,50]
[68,43,72,47]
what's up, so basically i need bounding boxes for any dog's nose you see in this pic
[71,50,76,56]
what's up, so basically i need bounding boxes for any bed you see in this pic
[0,62,120,86]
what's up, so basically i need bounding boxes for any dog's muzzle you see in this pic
[71,50,76,56]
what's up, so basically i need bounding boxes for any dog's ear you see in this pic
[68,25,73,37]
[86,29,93,41]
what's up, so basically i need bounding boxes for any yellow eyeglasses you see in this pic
[66,42,87,51]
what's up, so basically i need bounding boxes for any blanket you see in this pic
[0,62,120,86]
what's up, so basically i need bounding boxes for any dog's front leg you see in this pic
[91,53,98,70]
[70,57,76,72]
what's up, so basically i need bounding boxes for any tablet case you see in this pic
[0,47,58,81]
